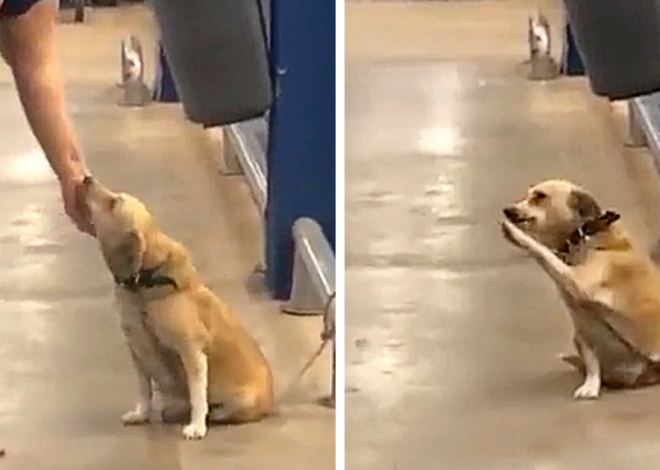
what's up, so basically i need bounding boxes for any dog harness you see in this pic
[114,266,177,292]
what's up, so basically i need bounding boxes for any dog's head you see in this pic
[82,176,153,279]
[502,179,602,251]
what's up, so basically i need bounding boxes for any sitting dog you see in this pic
[502,179,660,400]
[82,176,274,439]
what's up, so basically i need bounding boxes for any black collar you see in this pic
[559,210,621,256]
[114,266,177,292]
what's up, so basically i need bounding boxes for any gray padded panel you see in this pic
[563,0,660,100]
[150,0,272,126]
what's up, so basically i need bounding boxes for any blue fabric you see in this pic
[561,24,586,76]
[0,0,44,18]
[153,43,180,103]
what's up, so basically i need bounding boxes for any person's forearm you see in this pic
[0,0,93,234]
[12,60,86,181]
[0,0,86,183]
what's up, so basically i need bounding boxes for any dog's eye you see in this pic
[108,197,120,211]
[532,191,547,203]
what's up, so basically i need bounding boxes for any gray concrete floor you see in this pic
[0,6,333,469]
[346,2,660,469]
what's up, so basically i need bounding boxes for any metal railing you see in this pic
[218,128,335,407]
[282,217,336,407]
[629,96,660,160]
[220,120,268,214]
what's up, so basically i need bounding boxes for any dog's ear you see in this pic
[570,189,601,221]
[102,230,145,279]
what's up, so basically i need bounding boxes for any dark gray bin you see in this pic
[563,0,660,100]
[150,0,272,126]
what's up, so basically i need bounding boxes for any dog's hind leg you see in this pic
[207,400,267,425]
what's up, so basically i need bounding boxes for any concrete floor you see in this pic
[346,2,660,469]
[0,6,333,469]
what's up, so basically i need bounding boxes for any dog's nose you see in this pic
[503,207,519,222]
[82,175,93,186]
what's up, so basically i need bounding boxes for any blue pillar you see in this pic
[153,42,180,103]
[265,0,335,299]
[561,24,585,76]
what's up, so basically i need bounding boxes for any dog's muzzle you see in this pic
[503,207,527,224]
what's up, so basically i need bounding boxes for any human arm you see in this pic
[0,0,93,234]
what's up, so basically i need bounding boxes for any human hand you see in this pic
[59,174,95,235]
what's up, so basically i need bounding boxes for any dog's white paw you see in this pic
[121,409,150,425]
[501,221,528,248]
[573,381,600,400]
[182,422,207,440]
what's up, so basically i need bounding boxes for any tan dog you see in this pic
[82,176,274,439]
[502,179,660,400]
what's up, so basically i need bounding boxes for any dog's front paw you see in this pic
[121,409,150,425]
[182,422,207,440]
[573,381,600,400]
[501,221,529,248]
[501,221,523,247]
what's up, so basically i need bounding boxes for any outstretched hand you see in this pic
[60,175,95,236]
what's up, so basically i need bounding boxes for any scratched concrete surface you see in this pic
[0,5,333,469]
[346,1,660,469]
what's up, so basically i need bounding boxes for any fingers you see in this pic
[65,204,92,234]
[69,203,95,236]
[74,181,95,235]
[62,178,95,236]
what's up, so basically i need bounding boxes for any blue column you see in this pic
[153,42,180,103]
[265,0,335,299]
[561,24,585,76]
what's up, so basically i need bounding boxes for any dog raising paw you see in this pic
[501,179,660,398]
